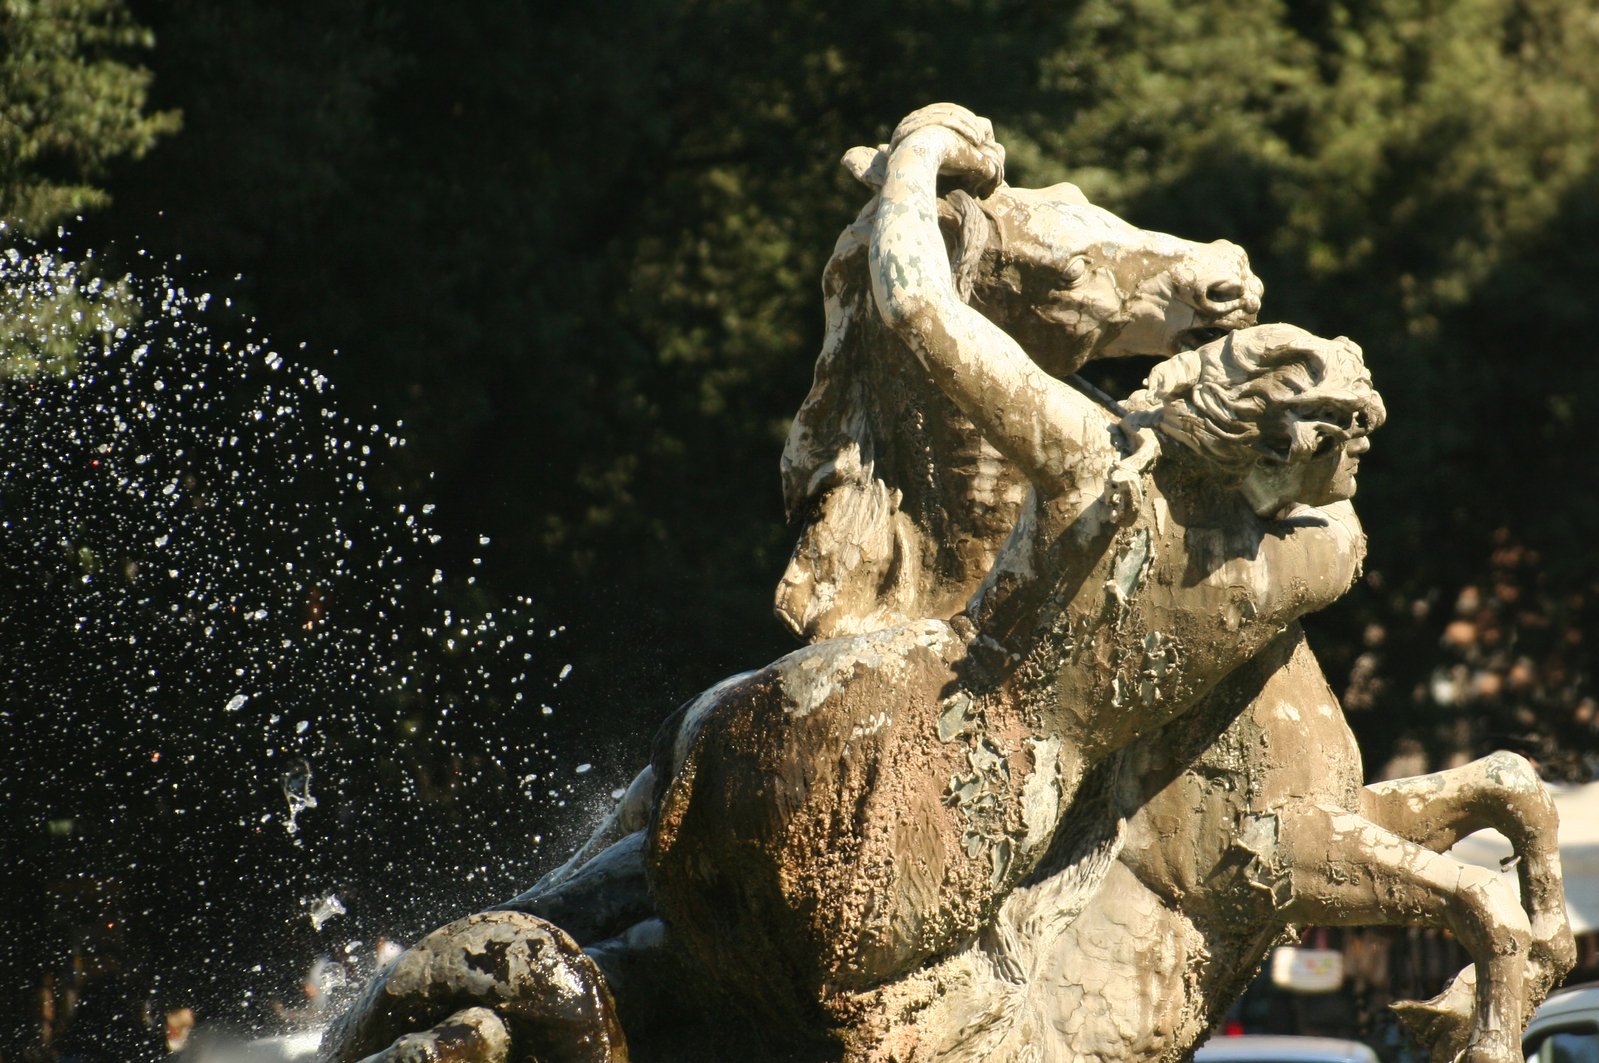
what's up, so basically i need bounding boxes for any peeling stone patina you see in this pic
[324,105,1572,1063]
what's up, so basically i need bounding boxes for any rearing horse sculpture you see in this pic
[319,106,1571,1063]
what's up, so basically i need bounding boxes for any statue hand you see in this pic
[842,143,889,189]
[888,103,1005,197]
[1103,415,1160,526]
[1102,465,1144,527]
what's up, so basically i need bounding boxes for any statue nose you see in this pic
[1195,271,1262,317]
[1206,279,1244,303]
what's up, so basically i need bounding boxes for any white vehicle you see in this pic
[1195,1034,1379,1063]
[190,1028,322,1062]
[1523,983,1599,1063]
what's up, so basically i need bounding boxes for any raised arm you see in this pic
[867,109,1113,495]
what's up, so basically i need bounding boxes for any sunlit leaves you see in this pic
[0,0,181,233]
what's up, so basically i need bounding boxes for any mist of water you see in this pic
[0,238,605,1044]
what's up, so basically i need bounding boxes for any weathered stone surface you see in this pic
[319,912,626,1063]
[759,104,1564,1063]
[352,1007,510,1063]
[325,104,1571,1063]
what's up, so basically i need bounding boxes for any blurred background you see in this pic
[3,0,1597,1058]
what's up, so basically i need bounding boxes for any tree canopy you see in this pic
[74,0,1592,776]
[0,0,178,233]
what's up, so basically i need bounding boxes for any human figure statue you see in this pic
[775,113,1261,641]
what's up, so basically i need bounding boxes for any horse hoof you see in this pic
[1458,1040,1522,1063]
[1390,982,1471,1062]
[321,911,629,1063]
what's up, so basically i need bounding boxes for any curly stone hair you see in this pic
[1127,323,1386,472]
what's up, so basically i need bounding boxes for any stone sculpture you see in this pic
[322,105,1571,1063]
[776,117,1261,640]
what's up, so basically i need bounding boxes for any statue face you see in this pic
[1241,434,1370,517]
[979,186,1264,377]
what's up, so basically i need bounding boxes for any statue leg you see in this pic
[494,830,654,946]
[1358,752,1574,1050]
[1259,804,1531,1063]
[512,667,760,910]
[522,767,658,897]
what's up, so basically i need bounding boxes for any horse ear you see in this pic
[842,145,888,190]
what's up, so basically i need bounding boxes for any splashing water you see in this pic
[306,894,347,932]
[0,240,594,1036]
[281,757,319,838]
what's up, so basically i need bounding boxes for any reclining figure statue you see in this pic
[321,105,1570,1063]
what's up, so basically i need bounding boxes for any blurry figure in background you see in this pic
[270,954,346,1029]
[163,1007,195,1056]
[304,955,344,1017]
[38,972,59,1050]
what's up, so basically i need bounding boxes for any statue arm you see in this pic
[1265,499,1367,617]
[868,125,1110,496]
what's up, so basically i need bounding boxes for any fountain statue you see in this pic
[320,105,1572,1063]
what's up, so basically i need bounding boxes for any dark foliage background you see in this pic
[3,0,1596,1053]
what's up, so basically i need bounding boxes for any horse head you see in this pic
[973,183,1262,377]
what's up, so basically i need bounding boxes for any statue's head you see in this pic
[1132,322,1386,514]
[958,183,1264,376]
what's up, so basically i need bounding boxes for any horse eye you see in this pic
[1061,256,1091,286]
[1312,434,1340,457]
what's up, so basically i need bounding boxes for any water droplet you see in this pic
[306,893,345,931]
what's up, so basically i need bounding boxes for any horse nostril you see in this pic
[1205,279,1245,305]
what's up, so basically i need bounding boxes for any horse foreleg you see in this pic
[320,911,629,1063]
[1360,750,1575,995]
[494,830,654,946]
[1254,803,1531,1063]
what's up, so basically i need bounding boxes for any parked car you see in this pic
[1524,983,1599,1063]
[187,1028,322,1062]
[1195,1034,1379,1063]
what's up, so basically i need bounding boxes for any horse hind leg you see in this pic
[1257,803,1531,1063]
[1359,752,1574,1054]
[1361,750,1575,992]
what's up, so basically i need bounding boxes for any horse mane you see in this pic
[778,196,885,521]
[777,189,1023,638]
[781,188,995,516]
